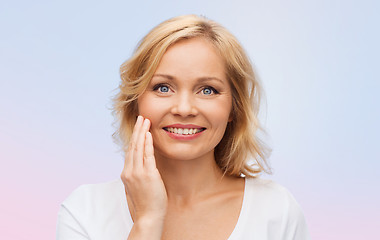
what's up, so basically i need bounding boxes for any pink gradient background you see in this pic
[1,0,379,239]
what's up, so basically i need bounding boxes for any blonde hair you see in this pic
[113,15,271,177]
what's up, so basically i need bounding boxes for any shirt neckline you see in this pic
[227,177,250,240]
[119,177,251,238]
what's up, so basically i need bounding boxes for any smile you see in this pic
[162,124,206,140]
[163,127,205,135]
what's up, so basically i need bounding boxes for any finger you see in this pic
[125,115,143,170]
[144,131,156,170]
[133,118,151,171]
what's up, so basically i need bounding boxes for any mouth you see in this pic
[162,124,206,136]
[163,127,206,135]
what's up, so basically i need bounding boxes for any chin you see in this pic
[155,145,212,162]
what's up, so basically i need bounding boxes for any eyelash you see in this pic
[152,83,220,95]
[152,83,171,93]
[201,86,219,95]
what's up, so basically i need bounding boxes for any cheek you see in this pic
[202,97,232,119]
[137,95,168,125]
[138,97,156,120]
[137,97,153,118]
[198,98,232,136]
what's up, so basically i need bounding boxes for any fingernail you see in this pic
[143,118,150,127]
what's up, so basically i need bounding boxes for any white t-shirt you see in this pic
[56,177,311,240]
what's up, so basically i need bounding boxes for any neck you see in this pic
[155,150,225,205]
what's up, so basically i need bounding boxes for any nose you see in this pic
[171,92,198,117]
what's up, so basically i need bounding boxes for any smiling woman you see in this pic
[56,15,311,240]
[115,15,270,178]
[138,38,233,163]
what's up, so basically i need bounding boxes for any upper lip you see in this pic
[163,124,206,129]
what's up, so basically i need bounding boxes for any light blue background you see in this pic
[1,0,379,239]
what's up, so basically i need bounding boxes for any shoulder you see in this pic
[244,177,304,217]
[245,177,298,202]
[239,177,310,239]
[63,179,124,203]
[57,179,131,239]
[61,178,126,217]
[246,177,290,193]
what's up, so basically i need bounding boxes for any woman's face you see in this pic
[137,37,232,161]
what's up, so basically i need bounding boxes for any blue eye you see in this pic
[159,86,169,93]
[202,87,218,95]
[153,84,170,93]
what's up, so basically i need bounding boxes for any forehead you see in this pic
[153,37,227,83]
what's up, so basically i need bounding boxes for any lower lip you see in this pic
[164,129,205,140]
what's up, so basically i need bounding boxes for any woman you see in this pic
[57,15,310,240]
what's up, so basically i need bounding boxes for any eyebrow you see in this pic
[152,74,225,84]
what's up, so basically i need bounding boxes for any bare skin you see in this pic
[122,117,244,240]
[122,117,168,239]
[120,38,245,240]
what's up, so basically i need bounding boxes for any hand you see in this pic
[121,116,168,224]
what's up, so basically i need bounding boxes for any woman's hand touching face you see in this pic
[120,116,168,224]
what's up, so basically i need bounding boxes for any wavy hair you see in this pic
[113,15,271,177]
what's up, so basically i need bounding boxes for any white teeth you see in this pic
[165,128,203,135]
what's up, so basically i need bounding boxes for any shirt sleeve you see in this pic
[282,191,311,240]
[56,204,90,240]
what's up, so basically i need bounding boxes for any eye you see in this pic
[159,86,169,93]
[153,84,171,93]
[201,86,219,95]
